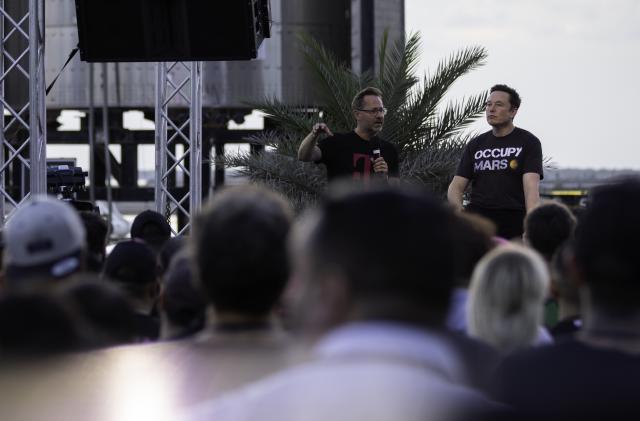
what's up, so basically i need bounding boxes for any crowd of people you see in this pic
[0,84,637,420]
[0,177,637,420]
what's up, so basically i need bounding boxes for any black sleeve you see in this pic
[317,136,335,165]
[456,141,475,179]
[386,144,400,177]
[522,136,543,180]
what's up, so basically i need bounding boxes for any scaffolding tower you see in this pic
[0,0,46,223]
[155,62,202,235]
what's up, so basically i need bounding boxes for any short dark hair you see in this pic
[0,291,83,356]
[452,213,496,286]
[490,84,521,109]
[130,210,171,253]
[573,178,640,315]
[351,86,383,111]
[525,201,577,261]
[103,240,159,300]
[193,185,293,317]
[79,211,108,273]
[161,252,206,338]
[61,275,139,347]
[305,186,457,326]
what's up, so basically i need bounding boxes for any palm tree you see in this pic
[223,31,488,211]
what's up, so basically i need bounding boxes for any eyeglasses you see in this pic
[357,107,387,116]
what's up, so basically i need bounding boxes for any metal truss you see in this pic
[0,0,46,224]
[155,62,202,235]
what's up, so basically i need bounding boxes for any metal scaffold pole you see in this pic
[155,61,202,235]
[0,0,46,224]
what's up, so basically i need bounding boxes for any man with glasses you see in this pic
[297,87,399,183]
[447,84,543,239]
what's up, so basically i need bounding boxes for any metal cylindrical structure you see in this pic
[0,1,5,222]
[28,0,46,195]
[189,62,202,216]
[154,62,168,215]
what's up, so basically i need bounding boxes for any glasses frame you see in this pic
[357,107,388,116]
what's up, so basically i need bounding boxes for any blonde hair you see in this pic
[467,245,549,354]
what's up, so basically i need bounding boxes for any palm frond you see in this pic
[422,46,488,118]
[223,151,326,212]
[298,33,364,131]
[250,97,318,136]
[429,92,488,145]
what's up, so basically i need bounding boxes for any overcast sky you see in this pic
[405,0,640,169]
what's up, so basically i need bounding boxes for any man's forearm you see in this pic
[447,187,464,212]
[523,173,541,213]
[525,189,540,213]
[297,132,319,162]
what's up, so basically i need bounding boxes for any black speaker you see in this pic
[74,0,271,62]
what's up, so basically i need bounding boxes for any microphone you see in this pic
[371,138,382,160]
[371,139,387,182]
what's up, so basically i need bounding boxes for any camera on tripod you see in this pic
[46,160,95,212]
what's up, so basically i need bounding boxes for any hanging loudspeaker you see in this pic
[74,0,271,62]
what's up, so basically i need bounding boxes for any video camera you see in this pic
[46,162,95,212]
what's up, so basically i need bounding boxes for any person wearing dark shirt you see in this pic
[491,178,640,420]
[447,84,543,239]
[297,86,399,184]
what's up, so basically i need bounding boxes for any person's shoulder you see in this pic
[317,131,348,149]
[378,137,398,151]
[498,340,593,378]
[513,127,541,144]
[467,130,493,146]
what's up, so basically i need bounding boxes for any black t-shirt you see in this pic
[456,128,543,211]
[317,131,399,182]
[491,340,640,418]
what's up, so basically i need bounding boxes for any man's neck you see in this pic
[491,123,516,137]
[355,127,376,140]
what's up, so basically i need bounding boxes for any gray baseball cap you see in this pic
[4,195,86,280]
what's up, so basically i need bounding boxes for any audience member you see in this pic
[3,195,86,289]
[447,213,496,332]
[492,178,640,419]
[103,239,160,341]
[79,211,109,273]
[130,209,172,254]
[192,185,293,332]
[159,251,206,340]
[146,185,303,402]
[188,186,492,421]
[548,243,582,339]
[0,290,83,358]
[523,200,576,262]
[60,275,139,348]
[158,235,186,277]
[467,245,551,354]
[524,200,578,328]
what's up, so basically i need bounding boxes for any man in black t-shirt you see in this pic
[297,87,399,183]
[447,84,542,239]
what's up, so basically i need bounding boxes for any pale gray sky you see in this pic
[405,0,640,169]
